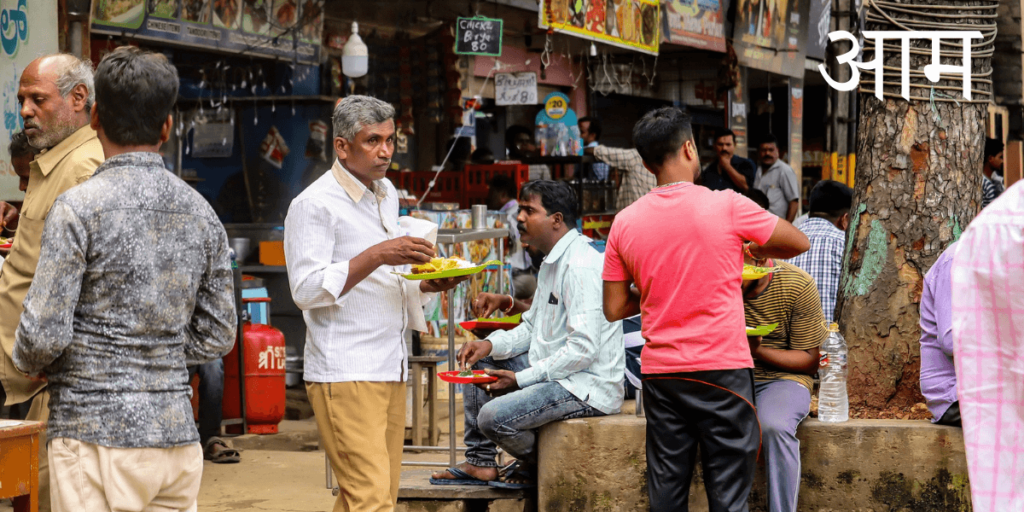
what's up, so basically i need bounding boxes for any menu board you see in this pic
[455,17,502,56]
[661,0,725,52]
[732,0,810,78]
[89,0,322,64]
[539,0,659,56]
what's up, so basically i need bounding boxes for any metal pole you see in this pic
[447,243,457,468]
[497,240,505,295]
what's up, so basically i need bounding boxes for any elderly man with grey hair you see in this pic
[284,95,466,512]
[0,53,102,512]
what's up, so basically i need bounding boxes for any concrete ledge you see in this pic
[538,416,972,511]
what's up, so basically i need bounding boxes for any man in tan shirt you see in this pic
[0,54,102,512]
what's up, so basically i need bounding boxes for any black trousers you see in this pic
[937,400,962,427]
[643,369,761,512]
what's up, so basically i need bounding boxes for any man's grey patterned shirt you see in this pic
[13,152,236,449]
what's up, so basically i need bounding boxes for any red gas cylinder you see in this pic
[223,300,286,434]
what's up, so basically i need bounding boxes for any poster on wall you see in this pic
[806,0,831,61]
[661,0,725,52]
[89,0,322,64]
[539,0,660,55]
[0,0,58,201]
[732,0,810,78]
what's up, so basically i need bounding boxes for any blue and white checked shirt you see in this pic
[487,229,625,414]
[786,217,846,322]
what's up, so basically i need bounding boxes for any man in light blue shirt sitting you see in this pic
[431,180,624,489]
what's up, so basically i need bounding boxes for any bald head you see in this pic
[19,54,94,149]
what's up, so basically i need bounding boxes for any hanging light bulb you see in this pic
[342,21,368,78]
[590,43,597,57]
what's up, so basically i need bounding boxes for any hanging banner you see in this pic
[0,0,58,201]
[89,0,322,64]
[806,0,831,61]
[732,0,811,78]
[660,0,725,52]
[539,0,660,56]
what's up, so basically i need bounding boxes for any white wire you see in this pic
[414,62,501,207]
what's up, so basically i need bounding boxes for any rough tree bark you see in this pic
[835,1,992,411]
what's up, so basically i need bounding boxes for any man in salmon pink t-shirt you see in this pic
[603,107,809,512]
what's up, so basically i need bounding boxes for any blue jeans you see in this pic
[464,353,603,467]
[755,380,811,512]
[188,359,225,446]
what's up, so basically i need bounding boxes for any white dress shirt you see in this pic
[285,160,427,383]
[487,229,624,414]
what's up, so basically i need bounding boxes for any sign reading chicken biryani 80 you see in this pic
[455,17,502,56]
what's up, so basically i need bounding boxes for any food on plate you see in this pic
[457,369,475,377]
[640,3,656,45]
[411,257,474,275]
[0,237,12,245]
[742,264,778,280]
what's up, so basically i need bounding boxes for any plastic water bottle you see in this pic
[818,325,849,422]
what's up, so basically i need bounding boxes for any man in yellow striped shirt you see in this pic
[743,257,827,512]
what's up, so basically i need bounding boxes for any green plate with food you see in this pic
[394,258,501,281]
[746,323,779,336]
[742,264,779,281]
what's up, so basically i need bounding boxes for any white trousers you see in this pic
[48,438,203,512]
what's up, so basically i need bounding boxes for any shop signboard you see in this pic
[495,72,538,106]
[455,16,503,56]
[732,0,811,78]
[806,0,831,60]
[539,0,660,55]
[89,0,322,64]
[0,0,57,201]
[661,0,725,52]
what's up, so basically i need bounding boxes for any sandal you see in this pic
[488,460,535,489]
[429,466,491,486]
[204,437,240,464]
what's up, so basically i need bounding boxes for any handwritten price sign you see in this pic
[455,17,502,56]
[495,72,537,106]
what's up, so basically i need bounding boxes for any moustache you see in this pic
[517,222,527,234]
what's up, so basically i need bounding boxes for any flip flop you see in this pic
[429,466,490,486]
[204,437,240,464]
[488,460,535,490]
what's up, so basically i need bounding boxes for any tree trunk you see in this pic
[836,0,992,411]
[837,97,984,411]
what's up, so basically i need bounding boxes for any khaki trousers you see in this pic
[306,381,405,512]
[48,438,203,512]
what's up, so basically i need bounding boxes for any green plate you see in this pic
[488,314,521,323]
[746,323,779,336]
[394,260,502,280]
[742,264,779,281]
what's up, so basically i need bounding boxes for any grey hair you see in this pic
[332,95,395,141]
[51,54,95,110]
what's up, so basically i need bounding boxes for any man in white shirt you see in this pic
[284,95,464,512]
[753,135,801,221]
[431,180,624,489]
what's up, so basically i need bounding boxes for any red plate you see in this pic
[438,370,498,384]
[459,320,520,331]
[0,243,11,250]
